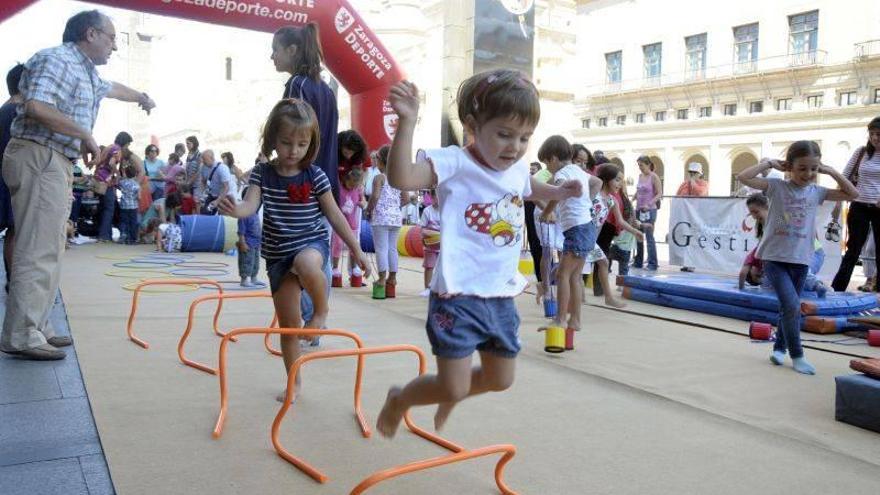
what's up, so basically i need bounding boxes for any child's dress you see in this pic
[585,192,613,263]
[332,184,364,260]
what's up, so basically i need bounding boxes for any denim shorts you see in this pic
[266,239,330,294]
[425,293,521,359]
[562,222,599,258]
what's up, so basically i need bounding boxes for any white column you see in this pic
[663,146,681,195]
[709,144,729,196]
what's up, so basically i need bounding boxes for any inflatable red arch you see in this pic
[0,0,403,148]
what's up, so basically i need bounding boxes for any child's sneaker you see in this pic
[825,221,841,243]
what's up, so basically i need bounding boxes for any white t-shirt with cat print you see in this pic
[418,146,532,297]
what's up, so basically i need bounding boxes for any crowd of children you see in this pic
[51,65,863,443]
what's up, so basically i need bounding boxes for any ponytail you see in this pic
[274,23,324,80]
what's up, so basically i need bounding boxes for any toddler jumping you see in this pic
[375,70,581,437]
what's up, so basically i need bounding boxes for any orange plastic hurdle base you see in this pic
[213,327,366,439]
[177,292,275,374]
[272,342,519,494]
[126,278,224,349]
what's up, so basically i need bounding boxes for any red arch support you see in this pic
[0,0,403,148]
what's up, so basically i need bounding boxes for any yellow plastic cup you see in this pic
[544,326,566,353]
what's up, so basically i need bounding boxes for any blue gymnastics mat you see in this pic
[619,273,878,316]
[623,286,780,324]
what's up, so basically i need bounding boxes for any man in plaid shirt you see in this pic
[0,10,155,360]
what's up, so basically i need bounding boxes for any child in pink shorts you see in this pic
[419,189,440,296]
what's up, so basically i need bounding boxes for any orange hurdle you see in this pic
[263,315,282,356]
[351,444,517,495]
[213,327,366,439]
[271,344,518,494]
[177,292,276,374]
[126,278,223,349]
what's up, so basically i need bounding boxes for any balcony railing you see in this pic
[589,50,828,95]
[855,40,880,59]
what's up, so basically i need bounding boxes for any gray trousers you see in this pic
[238,246,260,279]
[1,139,70,351]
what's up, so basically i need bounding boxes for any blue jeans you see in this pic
[609,244,631,276]
[69,191,83,223]
[119,208,138,243]
[633,208,657,269]
[763,261,808,359]
[149,179,165,201]
[98,186,116,241]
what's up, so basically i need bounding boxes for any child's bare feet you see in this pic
[304,317,326,346]
[567,318,581,332]
[376,386,405,438]
[434,401,456,431]
[604,296,626,308]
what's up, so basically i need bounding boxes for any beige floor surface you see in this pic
[61,245,880,494]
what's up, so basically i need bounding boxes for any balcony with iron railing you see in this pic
[589,50,828,96]
[854,40,880,60]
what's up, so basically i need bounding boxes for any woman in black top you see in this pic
[271,22,340,198]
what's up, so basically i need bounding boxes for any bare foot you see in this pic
[567,318,581,332]
[534,285,545,305]
[604,296,626,308]
[376,386,405,438]
[434,401,457,431]
[303,317,326,346]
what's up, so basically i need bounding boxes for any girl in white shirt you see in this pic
[375,70,581,438]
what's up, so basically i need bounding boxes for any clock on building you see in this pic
[498,0,534,37]
[499,0,534,15]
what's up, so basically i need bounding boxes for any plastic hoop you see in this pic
[122,281,200,293]
[170,268,229,277]
[113,261,173,268]
[130,256,188,265]
[105,269,171,279]
[197,279,269,291]
[96,254,140,261]
[143,252,195,260]
[174,261,230,268]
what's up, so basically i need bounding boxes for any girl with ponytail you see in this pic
[270,22,340,344]
[271,22,339,196]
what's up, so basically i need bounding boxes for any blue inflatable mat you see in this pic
[620,273,878,316]
[624,287,780,324]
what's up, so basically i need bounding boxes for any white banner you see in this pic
[667,197,841,279]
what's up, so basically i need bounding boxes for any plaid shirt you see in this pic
[11,43,112,160]
[118,178,141,210]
